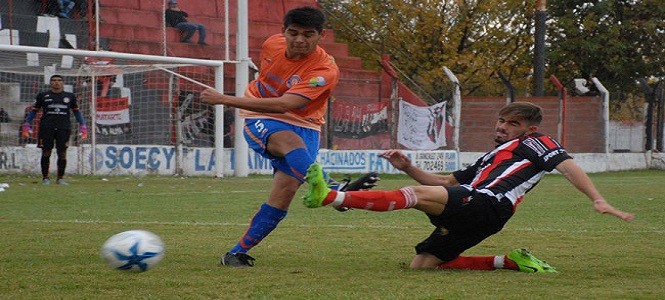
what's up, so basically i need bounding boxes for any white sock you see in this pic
[330,191,346,207]
[493,255,505,269]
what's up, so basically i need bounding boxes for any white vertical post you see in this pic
[214,65,226,177]
[591,77,610,154]
[443,66,461,153]
[91,74,97,173]
[95,0,100,51]
[224,0,230,61]
[234,0,249,177]
[162,0,167,56]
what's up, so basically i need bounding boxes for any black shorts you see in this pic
[38,127,71,151]
[414,186,514,262]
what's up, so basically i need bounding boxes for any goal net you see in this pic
[0,45,235,176]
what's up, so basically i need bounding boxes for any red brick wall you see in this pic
[459,96,604,152]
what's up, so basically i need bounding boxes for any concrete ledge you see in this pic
[0,146,661,176]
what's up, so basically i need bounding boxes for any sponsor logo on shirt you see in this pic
[543,149,564,162]
[308,76,326,87]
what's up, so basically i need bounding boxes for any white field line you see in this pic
[3,219,662,234]
[70,190,271,196]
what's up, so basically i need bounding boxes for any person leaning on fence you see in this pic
[22,75,88,186]
[303,101,634,272]
[164,0,208,45]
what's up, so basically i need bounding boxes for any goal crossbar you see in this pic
[0,44,232,67]
[0,44,246,178]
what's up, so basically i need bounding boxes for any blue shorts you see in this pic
[243,118,320,179]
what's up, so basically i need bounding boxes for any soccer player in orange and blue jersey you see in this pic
[201,6,377,267]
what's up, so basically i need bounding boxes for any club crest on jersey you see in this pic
[308,76,326,87]
[63,97,71,103]
[286,75,301,88]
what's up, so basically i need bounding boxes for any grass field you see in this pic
[1,170,663,299]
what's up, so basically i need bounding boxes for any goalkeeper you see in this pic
[201,6,378,267]
[22,74,87,185]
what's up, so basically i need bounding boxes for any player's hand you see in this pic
[79,124,88,140]
[379,150,412,171]
[200,88,224,105]
[593,199,634,222]
[21,122,32,138]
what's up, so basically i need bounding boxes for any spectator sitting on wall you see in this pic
[165,0,208,45]
[50,0,75,18]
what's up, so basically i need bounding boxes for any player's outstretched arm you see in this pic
[555,159,634,222]
[200,88,308,113]
[379,150,458,186]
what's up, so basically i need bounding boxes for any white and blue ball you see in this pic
[101,230,165,272]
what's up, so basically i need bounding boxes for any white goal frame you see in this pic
[0,44,250,177]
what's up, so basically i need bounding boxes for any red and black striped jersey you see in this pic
[452,133,571,208]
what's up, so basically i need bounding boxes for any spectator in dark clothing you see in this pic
[165,0,207,45]
[55,0,75,18]
[0,108,9,123]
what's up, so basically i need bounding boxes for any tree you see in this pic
[320,0,664,105]
[320,0,536,101]
[547,0,664,99]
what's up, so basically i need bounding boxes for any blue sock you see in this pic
[284,148,313,180]
[229,203,287,254]
[284,148,338,188]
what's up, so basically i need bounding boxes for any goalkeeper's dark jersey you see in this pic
[452,133,571,208]
[31,91,80,130]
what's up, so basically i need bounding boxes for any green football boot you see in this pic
[508,248,557,273]
[303,163,331,208]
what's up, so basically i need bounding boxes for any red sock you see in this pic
[329,187,417,211]
[437,255,519,271]
[322,190,338,205]
[438,256,496,270]
[503,255,519,270]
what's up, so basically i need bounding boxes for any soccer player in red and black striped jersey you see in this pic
[303,102,634,272]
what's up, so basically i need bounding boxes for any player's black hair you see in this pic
[50,74,63,81]
[283,6,325,33]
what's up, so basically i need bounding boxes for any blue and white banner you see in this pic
[398,100,447,150]
[317,149,458,174]
[0,146,459,176]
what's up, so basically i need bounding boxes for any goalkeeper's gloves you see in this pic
[21,122,32,138]
[78,124,88,140]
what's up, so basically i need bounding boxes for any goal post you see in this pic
[0,44,248,177]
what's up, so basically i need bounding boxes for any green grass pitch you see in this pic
[1,170,663,299]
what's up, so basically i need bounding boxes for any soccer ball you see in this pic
[100,230,165,272]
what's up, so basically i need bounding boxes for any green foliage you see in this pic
[547,0,665,99]
[0,171,664,299]
[320,0,664,104]
[320,0,536,100]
